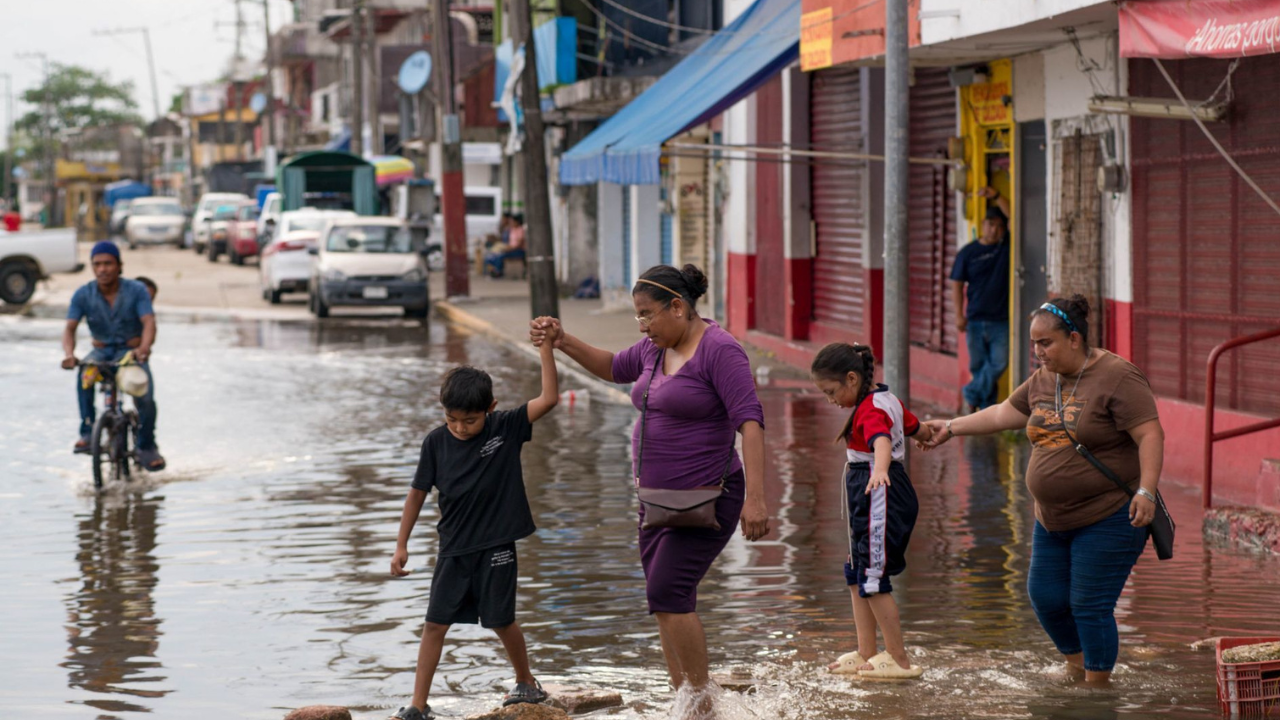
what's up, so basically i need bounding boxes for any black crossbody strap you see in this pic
[635,349,663,487]
[635,348,734,489]
[1056,380,1134,498]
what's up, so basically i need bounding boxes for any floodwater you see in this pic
[2,312,1279,720]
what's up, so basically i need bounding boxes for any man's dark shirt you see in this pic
[951,237,1010,322]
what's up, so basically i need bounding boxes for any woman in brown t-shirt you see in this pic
[920,294,1165,683]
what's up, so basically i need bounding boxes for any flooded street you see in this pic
[3,313,1279,719]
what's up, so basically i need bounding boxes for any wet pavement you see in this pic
[3,312,1280,719]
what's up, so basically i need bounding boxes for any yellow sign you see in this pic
[801,8,833,71]
[965,60,1013,127]
[56,159,122,181]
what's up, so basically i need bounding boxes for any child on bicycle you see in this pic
[810,342,933,680]
[387,317,562,720]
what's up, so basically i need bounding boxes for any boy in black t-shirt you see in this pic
[388,321,561,720]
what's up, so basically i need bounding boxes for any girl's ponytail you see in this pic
[811,342,877,443]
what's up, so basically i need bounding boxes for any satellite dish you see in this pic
[398,51,432,94]
[250,92,267,113]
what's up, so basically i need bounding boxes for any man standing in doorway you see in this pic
[951,186,1010,412]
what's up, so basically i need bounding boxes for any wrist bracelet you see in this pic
[1135,487,1157,503]
[945,419,954,438]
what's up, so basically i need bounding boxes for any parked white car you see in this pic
[123,197,186,248]
[259,209,355,304]
[309,217,428,318]
[192,192,249,254]
[257,192,282,247]
[0,227,83,304]
[429,185,502,269]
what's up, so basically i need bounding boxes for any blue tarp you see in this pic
[559,0,799,186]
[325,127,352,152]
[494,17,578,123]
[103,180,151,206]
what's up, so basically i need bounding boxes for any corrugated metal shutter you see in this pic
[1130,56,1280,416]
[756,76,787,336]
[907,68,958,354]
[622,186,632,286]
[810,66,865,333]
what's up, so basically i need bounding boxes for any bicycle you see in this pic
[70,359,141,489]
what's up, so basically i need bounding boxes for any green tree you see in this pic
[16,64,143,174]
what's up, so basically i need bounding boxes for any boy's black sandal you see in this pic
[389,704,434,720]
[502,680,548,706]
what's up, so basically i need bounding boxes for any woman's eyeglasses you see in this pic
[634,303,671,328]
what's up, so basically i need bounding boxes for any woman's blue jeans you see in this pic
[1027,505,1148,672]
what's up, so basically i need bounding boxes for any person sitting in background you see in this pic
[485,214,526,278]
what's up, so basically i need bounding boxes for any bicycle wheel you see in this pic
[121,411,139,481]
[89,413,115,490]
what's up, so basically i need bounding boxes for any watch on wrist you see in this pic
[945,419,954,438]
[1135,487,1157,503]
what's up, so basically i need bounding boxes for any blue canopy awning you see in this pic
[559,0,799,186]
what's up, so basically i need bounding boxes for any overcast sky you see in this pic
[1,0,297,149]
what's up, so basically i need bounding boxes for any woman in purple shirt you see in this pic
[531,264,770,703]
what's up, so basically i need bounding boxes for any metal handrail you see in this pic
[1203,326,1280,509]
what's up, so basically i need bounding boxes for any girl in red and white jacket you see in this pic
[811,342,934,680]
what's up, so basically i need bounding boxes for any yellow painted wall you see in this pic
[959,58,1016,401]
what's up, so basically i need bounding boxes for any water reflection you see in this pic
[2,315,1279,719]
[63,494,168,715]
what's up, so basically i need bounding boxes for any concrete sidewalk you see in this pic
[435,277,811,406]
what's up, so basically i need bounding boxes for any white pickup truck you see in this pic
[0,228,83,304]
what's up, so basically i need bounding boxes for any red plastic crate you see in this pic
[1218,636,1280,717]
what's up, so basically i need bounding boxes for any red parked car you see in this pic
[228,202,260,265]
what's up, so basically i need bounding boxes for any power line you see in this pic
[576,0,884,59]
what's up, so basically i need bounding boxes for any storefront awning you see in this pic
[1120,0,1280,59]
[559,0,799,186]
[371,155,415,187]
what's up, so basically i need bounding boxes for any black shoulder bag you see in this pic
[635,349,734,531]
[1056,380,1175,560]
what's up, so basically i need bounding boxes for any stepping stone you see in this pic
[542,684,624,715]
[711,669,761,693]
[464,704,571,720]
[283,706,351,720]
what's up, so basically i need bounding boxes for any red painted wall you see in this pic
[727,251,756,338]
[785,257,813,341]
[1106,299,1134,361]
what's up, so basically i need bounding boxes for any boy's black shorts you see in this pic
[426,542,518,628]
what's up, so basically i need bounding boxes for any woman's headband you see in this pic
[1039,302,1079,335]
[636,278,683,300]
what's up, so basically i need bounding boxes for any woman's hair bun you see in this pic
[1065,293,1090,321]
[680,264,708,301]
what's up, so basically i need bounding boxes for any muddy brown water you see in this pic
[2,313,1278,719]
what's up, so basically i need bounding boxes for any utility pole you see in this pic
[510,0,558,319]
[1,73,11,206]
[351,0,364,156]
[260,0,276,150]
[433,0,468,297]
[16,52,53,226]
[92,28,161,120]
[883,0,910,404]
[366,3,382,155]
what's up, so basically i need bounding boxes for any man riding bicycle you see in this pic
[62,241,166,471]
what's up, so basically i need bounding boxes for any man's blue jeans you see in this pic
[1027,505,1148,672]
[484,248,525,277]
[963,319,1009,409]
[76,347,158,451]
